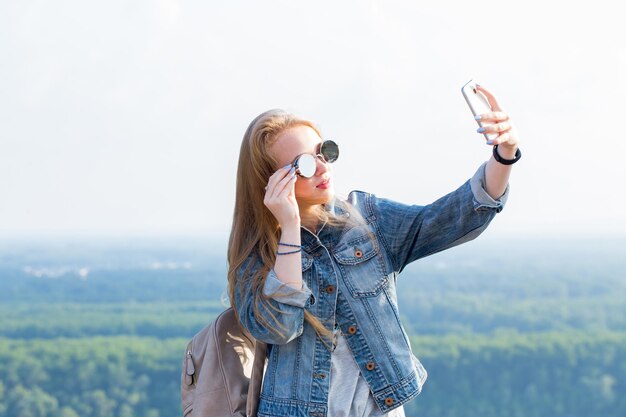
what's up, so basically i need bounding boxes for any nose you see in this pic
[315,156,329,176]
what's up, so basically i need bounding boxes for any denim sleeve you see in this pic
[371,161,509,273]
[469,161,509,211]
[233,256,315,345]
[262,269,315,307]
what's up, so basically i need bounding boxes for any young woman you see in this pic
[227,85,520,417]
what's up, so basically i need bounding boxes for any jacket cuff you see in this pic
[469,161,509,213]
[262,269,315,308]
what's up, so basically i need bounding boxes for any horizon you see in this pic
[2,231,624,264]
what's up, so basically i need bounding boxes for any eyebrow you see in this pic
[290,142,323,165]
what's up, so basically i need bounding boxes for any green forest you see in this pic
[0,237,625,417]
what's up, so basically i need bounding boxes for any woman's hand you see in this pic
[475,85,519,200]
[475,85,519,151]
[264,165,300,228]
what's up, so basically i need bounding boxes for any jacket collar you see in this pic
[300,197,349,253]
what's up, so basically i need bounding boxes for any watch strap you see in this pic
[493,144,521,165]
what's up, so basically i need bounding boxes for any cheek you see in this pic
[294,178,315,199]
[294,178,312,197]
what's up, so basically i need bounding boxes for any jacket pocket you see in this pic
[332,229,388,297]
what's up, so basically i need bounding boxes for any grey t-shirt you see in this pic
[328,329,406,417]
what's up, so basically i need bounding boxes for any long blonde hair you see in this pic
[227,109,343,343]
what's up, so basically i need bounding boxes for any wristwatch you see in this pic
[493,144,521,165]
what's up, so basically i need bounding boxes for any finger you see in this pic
[475,85,503,112]
[478,121,512,134]
[486,131,517,146]
[265,164,292,193]
[267,167,296,199]
[475,111,509,122]
[277,173,297,200]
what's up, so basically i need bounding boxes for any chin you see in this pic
[298,187,335,206]
[316,185,335,203]
[319,193,334,205]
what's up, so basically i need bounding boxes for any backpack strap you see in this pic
[246,339,267,417]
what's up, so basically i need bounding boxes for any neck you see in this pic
[299,204,320,234]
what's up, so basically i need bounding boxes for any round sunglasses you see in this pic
[291,140,339,178]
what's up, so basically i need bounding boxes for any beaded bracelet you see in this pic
[276,248,302,255]
[278,242,302,248]
[276,242,302,255]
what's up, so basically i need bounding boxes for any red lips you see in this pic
[316,178,331,189]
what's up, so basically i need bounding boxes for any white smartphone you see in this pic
[461,79,498,141]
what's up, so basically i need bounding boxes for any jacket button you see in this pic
[366,361,375,371]
[354,247,363,258]
[347,326,357,334]
[385,397,394,406]
[325,285,335,294]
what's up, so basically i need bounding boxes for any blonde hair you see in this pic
[227,109,351,344]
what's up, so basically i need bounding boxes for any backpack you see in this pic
[181,307,267,417]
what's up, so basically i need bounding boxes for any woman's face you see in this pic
[270,125,334,207]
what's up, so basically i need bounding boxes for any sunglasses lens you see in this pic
[321,140,339,163]
[296,154,317,178]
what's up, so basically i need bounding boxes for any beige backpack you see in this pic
[181,308,267,417]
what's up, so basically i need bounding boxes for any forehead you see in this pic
[271,125,321,165]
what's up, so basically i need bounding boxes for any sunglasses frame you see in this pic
[292,140,339,178]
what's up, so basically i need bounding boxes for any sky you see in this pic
[1,0,625,240]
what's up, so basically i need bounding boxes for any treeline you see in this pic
[2,293,625,340]
[1,331,624,417]
[0,269,225,303]
[3,261,625,304]
[0,302,224,339]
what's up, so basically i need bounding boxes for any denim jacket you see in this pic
[234,162,509,417]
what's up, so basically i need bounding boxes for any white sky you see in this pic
[1,0,625,239]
